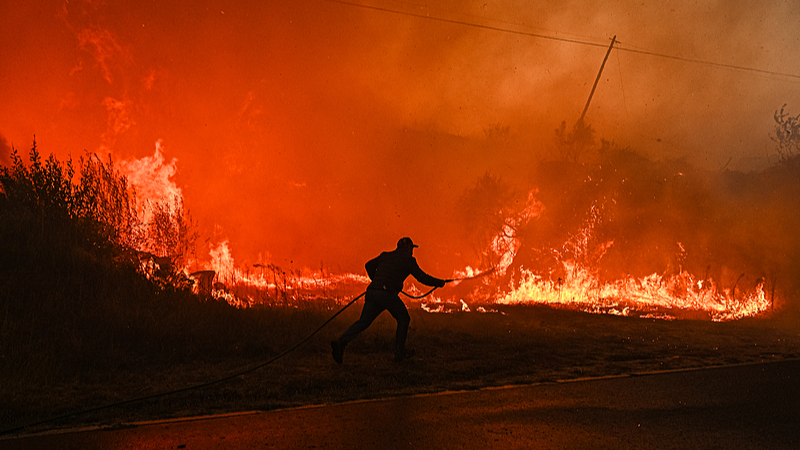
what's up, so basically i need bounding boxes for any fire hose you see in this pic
[1,268,495,436]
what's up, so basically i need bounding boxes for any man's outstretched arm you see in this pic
[410,259,447,288]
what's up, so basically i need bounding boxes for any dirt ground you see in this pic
[3,305,800,436]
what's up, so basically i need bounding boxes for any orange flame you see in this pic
[198,238,369,308]
[118,140,183,223]
[500,262,770,322]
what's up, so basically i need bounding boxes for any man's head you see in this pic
[397,237,418,255]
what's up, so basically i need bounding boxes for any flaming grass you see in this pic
[195,173,777,322]
[499,262,771,322]
[197,247,772,322]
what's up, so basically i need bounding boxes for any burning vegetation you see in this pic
[0,140,196,291]
[95,112,792,323]
[449,121,799,321]
[3,106,800,325]
[174,111,799,323]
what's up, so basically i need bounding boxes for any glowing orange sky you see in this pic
[2,0,799,273]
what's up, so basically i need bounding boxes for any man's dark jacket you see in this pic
[365,249,445,294]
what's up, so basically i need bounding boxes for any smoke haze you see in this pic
[1,0,799,274]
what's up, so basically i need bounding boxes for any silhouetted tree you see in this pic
[554,119,596,163]
[457,172,519,268]
[772,104,800,162]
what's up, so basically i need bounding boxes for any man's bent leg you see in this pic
[338,294,385,346]
[384,295,411,354]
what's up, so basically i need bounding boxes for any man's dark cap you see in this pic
[397,237,419,249]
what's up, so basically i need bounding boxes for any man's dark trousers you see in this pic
[338,288,411,353]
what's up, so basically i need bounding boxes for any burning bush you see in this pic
[0,139,195,282]
[457,172,521,269]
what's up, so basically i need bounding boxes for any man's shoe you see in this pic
[331,340,344,364]
[395,348,415,362]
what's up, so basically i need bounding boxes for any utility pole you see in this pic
[580,35,616,122]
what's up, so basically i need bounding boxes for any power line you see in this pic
[324,0,800,81]
[362,0,603,46]
[325,0,609,49]
[614,45,800,81]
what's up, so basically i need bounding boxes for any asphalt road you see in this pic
[2,360,799,449]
